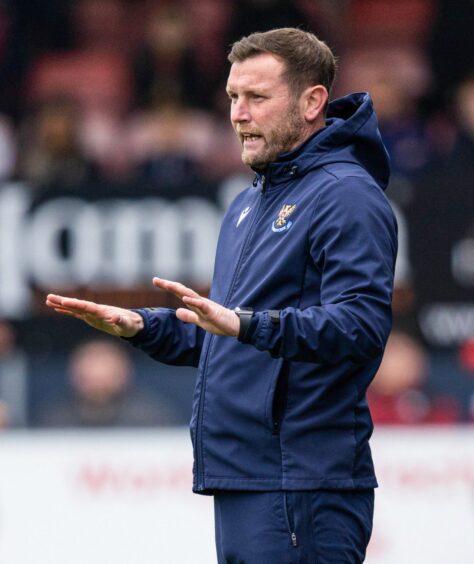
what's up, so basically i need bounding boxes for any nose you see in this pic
[230,98,250,124]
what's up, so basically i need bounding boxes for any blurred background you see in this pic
[0,0,473,562]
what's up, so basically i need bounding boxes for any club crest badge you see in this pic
[272,204,296,232]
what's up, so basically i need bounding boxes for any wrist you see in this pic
[132,311,145,333]
[124,309,147,338]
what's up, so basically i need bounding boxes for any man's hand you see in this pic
[46,277,241,339]
[152,277,240,337]
[45,294,144,338]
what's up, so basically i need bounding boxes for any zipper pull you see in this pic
[291,532,297,547]
[261,175,266,192]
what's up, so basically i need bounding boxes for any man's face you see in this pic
[226,53,307,169]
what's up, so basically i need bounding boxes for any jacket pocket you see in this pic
[263,359,288,434]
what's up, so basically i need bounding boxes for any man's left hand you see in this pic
[153,277,240,337]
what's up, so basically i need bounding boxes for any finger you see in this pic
[48,300,94,317]
[46,294,70,307]
[176,307,200,325]
[59,298,102,315]
[47,293,69,301]
[50,303,86,316]
[182,296,211,315]
[46,295,84,311]
[53,308,85,320]
[153,277,200,299]
[153,277,189,295]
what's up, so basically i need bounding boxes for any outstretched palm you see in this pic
[46,278,240,339]
[45,294,144,338]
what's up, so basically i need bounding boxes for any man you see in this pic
[46,28,397,563]
[37,340,179,427]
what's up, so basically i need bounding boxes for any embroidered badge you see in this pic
[237,206,251,227]
[272,204,296,232]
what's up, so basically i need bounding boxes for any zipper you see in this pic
[195,174,268,491]
[271,361,289,435]
[283,492,298,547]
[195,333,214,491]
[221,173,267,307]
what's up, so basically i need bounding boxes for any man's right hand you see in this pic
[45,294,144,338]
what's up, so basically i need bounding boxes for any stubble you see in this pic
[241,100,306,169]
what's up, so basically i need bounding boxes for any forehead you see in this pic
[226,53,287,92]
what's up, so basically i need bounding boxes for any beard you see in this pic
[240,100,306,169]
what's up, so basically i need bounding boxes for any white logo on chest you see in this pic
[236,206,251,227]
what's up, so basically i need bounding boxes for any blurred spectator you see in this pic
[132,3,200,110]
[17,96,98,188]
[72,0,127,53]
[371,76,432,177]
[128,81,214,191]
[368,331,461,424]
[25,49,133,181]
[38,339,179,428]
[336,46,433,177]
[0,320,28,428]
[184,0,233,109]
[451,73,474,162]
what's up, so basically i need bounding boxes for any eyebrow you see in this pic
[225,85,269,96]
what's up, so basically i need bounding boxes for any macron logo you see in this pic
[237,206,251,227]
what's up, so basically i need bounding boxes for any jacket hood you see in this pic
[266,92,390,190]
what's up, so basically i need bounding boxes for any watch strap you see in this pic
[234,307,254,341]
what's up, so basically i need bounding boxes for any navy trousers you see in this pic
[213,489,374,564]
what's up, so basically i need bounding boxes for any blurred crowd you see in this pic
[0,0,473,429]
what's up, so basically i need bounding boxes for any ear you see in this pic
[302,85,328,123]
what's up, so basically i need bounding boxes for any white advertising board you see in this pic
[0,427,472,563]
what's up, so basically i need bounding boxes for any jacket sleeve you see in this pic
[239,177,398,364]
[124,307,205,367]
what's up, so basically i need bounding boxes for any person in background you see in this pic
[38,339,179,428]
[17,96,98,189]
[368,331,461,424]
[128,81,209,193]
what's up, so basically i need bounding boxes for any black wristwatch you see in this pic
[234,307,254,340]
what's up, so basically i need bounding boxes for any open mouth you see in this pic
[241,133,262,145]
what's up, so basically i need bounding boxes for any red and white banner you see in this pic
[0,427,472,563]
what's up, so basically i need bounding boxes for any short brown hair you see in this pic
[228,28,337,104]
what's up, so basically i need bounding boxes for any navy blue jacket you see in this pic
[128,93,397,494]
